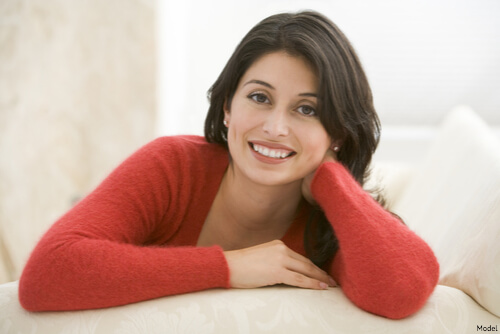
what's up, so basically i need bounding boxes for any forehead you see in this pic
[239,52,318,93]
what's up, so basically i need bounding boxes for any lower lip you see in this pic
[249,145,294,165]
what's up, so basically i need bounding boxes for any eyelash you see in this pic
[297,105,316,117]
[247,92,317,117]
[248,92,270,104]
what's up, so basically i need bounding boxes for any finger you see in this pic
[265,241,336,287]
[284,248,337,287]
[284,246,317,265]
[276,244,337,286]
[284,247,329,276]
[285,256,333,286]
[280,270,329,290]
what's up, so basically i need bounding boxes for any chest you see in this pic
[196,197,309,253]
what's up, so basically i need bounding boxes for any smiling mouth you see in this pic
[249,142,296,159]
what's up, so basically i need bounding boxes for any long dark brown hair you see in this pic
[204,11,381,268]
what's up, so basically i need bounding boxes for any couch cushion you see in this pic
[368,161,415,210]
[0,236,12,283]
[393,106,500,317]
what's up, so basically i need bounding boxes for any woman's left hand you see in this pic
[301,149,337,205]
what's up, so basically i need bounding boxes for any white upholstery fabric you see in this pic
[0,237,11,283]
[393,106,500,317]
[368,161,415,209]
[0,281,498,334]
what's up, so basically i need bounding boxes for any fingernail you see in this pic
[319,282,328,290]
[329,277,337,287]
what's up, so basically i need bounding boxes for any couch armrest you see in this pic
[1,281,498,333]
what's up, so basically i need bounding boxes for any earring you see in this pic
[333,146,340,152]
[223,120,228,127]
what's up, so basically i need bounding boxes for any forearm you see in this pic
[19,236,230,311]
[312,162,439,319]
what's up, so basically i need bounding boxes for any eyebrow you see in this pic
[243,79,317,98]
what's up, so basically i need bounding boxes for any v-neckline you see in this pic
[196,186,309,255]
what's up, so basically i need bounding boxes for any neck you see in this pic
[213,163,303,248]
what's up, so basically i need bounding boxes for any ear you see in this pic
[223,99,231,124]
[330,138,343,152]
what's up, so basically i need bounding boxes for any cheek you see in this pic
[226,109,256,152]
[308,145,329,166]
[297,133,330,176]
[227,104,262,138]
[227,115,250,143]
[301,127,331,158]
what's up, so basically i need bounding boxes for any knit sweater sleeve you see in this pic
[18,137,231,312]
[311,162,439,319]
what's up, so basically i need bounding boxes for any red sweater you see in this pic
[19,135,439,319]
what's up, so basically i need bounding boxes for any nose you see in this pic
[262,108,289,138]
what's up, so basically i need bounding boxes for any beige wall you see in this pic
[0,0,156,282]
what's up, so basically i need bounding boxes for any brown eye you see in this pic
[249,93,270,104]
[297,105,316,116]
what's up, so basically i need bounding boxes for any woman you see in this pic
[19,11,439,319]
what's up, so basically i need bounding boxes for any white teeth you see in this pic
[252,144,293,159]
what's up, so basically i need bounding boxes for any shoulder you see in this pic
[93,135,228,206]
[135,135,229,174]
[145,135,226,157]
[130,135,227,163]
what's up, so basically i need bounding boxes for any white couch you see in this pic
[1,106,499,333]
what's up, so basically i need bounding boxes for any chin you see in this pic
[246,165,305,188]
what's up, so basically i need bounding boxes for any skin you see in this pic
[197,51,338,290]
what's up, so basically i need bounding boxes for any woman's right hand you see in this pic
[223,240,336,290]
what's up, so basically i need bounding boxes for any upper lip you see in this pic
[249,140,296,152]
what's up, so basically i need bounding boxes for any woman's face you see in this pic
[224,51,332,187]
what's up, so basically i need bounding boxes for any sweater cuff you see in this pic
[202,245,231,290]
